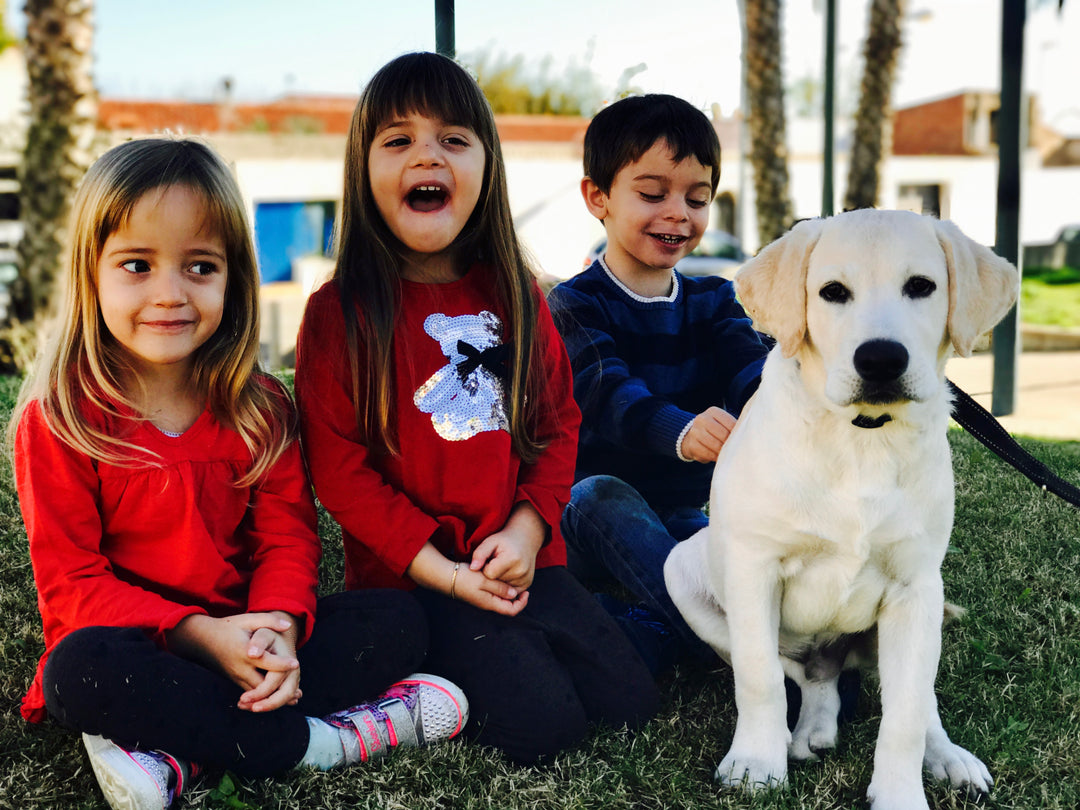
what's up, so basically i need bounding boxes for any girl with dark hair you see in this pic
[295,52,658,764]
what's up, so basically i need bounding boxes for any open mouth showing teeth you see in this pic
[407,185,448,212]
[653,234,687,245]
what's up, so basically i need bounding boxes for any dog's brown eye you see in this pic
[904,276,936,299]
[820,282,851,304]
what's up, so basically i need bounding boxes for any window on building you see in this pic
[897,184,944,219]
[253,200,336,284]
[0,164,19,224]
[713,192,736,235]
[0,193,17,222]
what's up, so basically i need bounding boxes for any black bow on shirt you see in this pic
[456,340,511,382]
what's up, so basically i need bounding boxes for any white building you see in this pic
[3,42,1079,362]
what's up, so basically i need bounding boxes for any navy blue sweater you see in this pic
[548,259,768,509]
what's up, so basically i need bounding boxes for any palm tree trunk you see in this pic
[3,0,96,371]
[743,0,793,246]
[844,0,906,212]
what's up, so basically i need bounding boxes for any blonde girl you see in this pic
[295,52,658,764]
[12,137,466,810]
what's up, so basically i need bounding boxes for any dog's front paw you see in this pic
[715,746,788,791]
[866,781,930,810]
[923,736,993,797]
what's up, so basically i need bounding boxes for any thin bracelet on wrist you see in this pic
[450,562,460,600]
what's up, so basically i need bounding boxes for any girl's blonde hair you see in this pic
[336,51,547,463]
[11,136,291,485]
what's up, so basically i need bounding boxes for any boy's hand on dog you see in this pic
[681,407,736,463]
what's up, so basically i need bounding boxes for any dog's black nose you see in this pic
[854,339,909,382]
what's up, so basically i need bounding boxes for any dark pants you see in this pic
[415,565,659,764]
[43,589,427,777]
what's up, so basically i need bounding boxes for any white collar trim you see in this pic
[598,255,679,303]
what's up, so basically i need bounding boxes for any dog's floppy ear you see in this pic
[933,219,1019,357]
[735,218,824,358]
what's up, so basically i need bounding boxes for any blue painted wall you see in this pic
[254,201,335,283]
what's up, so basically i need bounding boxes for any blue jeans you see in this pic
[561,474,708,647]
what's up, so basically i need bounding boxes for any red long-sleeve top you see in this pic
[14,395,320,722]
[295,264,580,590]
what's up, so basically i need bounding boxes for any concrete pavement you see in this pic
[945,349,1080,442]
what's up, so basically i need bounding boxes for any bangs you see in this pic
[584,94,722,192]
[91,140,246,254]
[362,52,492,140]
[625,121,721,184]
[662,128,722,182]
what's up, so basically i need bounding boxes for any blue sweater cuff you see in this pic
[646,404,695,459]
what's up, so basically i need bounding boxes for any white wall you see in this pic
[504,154,604,282]
[0,45,26,153]
[1020,166,1080,245]
[231,157,344,236]
[506,146,1080,278]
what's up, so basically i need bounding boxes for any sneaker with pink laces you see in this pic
[322,673,468,763]
[82,732,193,810]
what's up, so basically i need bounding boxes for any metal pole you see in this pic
[992,0,1025,415]
[736,0,751,249]
[435,0,455,59]
[822,0,836,217]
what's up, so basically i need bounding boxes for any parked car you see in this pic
[1023,224,1080,271]
[583,228,747,279]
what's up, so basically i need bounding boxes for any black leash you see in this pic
[947,378,1080,509]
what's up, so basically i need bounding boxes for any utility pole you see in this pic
[435,0,455,59]
[992,0,1025,415]
[822,0,836,217]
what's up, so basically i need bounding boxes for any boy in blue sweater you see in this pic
[547,94,769,674]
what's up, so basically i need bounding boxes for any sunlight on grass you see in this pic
[1021,267,1080,329]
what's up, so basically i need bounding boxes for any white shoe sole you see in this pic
[82,733,166,810]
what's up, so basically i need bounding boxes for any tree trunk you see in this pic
[3,0,96,372]
[844,0,905,212]
[743,0,793,246]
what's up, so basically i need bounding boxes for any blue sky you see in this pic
[4,0,1079,129]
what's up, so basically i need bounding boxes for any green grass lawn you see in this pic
[1,373,1078,809]
[1021,267,1080,329]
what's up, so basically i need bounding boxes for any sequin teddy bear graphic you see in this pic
[414,311,511,441]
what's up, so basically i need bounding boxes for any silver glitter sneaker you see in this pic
[322,673,469,763]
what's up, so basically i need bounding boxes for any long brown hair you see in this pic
[10,136,291,485]
[336,51,545,462]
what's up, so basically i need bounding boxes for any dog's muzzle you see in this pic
[852,339,910,405]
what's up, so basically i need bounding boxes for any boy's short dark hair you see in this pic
[583,94,721,194]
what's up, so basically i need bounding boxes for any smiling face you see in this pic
[97,184,227,378]
[583,138,713,293]
[367,111,486,279]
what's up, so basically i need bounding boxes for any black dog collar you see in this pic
[852,413,893,429]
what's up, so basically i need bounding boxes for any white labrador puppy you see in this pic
[663,209,1019,810]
